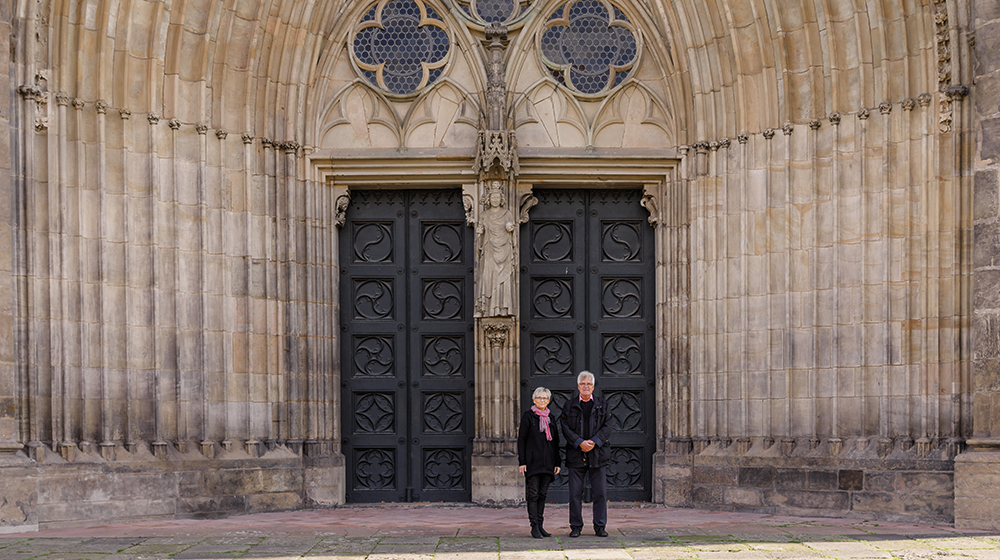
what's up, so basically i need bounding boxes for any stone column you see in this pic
[957,0,1000,531]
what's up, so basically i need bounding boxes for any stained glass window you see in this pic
[540,0,639,96]
[352,0,451,96]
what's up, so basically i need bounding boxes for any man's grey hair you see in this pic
[532,386,552,399]
[577,371,595,384]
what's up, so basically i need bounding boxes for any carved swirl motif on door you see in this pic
[355,336,395,376]
[423,336,464,376]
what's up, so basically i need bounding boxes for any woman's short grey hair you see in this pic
[577,371,595,384]
[532,386,552,399]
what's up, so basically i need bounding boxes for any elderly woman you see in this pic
[517,386,562,538]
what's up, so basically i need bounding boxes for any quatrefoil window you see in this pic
[539,0,640,97]
[351,0,452,97]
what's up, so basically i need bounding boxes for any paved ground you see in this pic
[1,504,999,560]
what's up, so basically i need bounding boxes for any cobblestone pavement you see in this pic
[2,505,999,560]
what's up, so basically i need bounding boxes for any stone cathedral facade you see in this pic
[1,0,999,533]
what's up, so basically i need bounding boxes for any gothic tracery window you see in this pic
[351,0,452,96]
[539,0,639,97]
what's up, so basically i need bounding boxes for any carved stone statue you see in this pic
[476,180,516,317]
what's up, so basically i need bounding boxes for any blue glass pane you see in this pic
[353,0,450,95]
[477,0,515,22]
[541,0,637,95]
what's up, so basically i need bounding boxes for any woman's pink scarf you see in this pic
[532,405,552,441]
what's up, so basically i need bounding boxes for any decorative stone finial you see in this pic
[147,113,160,125]
[828,112,841,125]
[809,120,821,130]
[72,98,84,110]
[119,108,131,119]
[195,123,208,135]
[242,133,254,144]
[857,107,870,120]
[782,122,793,135]
[719,138,731,149]
[878,100,892,114]
[168,118,181,130]
[216,129,228,140]
[918,93,932,106]
[902,98,916,111]
[55,93,70,106]
[737,132,749,144]
[762,128,775,140]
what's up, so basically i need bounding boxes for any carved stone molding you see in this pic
[782,122,793,135]
[809,119,821,130]
[858,107,870,120]
[195,123,208,135]
[147,113,160,125]
[242,133,254,144]
[719,138,731,149]
[334,192,351,228]
[737,132,749,144]
[72,98,84,110]
[879,100,892,114]
[918,93,932,106]
[216,129,228,140]
[55,93,70,106]
[902,98,917,111]
[119,108,131,120]
[762,128,775,140]
[828,112,841,125]
[95,99,108,114]
[281,141,300,154]
[482,319,510,348]
[168,118,181,130]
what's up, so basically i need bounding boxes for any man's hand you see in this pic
[579,440,596,452]
[519,465,527,476]
[554,466,561,475]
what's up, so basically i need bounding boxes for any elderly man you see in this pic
[560,370,612,537]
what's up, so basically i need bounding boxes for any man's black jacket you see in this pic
[559,394,612,468]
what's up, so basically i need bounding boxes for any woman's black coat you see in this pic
[517,410,562,477]
[559,395,612,468]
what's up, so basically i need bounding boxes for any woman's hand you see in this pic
[519,465,527,476]
[554,467,561,475]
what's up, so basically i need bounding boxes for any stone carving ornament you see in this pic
[475,180,516,316]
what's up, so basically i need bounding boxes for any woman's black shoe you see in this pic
[531,525,543,539]
[538,526,552,537]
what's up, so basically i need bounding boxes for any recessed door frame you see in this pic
[312,147,685,503]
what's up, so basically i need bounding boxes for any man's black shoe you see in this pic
[595,527,609,537]
[569,527,582,538]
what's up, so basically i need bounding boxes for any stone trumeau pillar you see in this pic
[957,0,1000,531]
[470,23,523,505]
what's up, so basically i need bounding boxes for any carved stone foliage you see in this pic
[351,0,451,97]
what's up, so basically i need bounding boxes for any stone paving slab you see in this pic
[1,505,999,559]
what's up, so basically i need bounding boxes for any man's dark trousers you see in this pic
[568,465,607,529]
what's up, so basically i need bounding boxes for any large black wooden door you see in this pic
[341,189,473,503]
[520,189,655,502]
